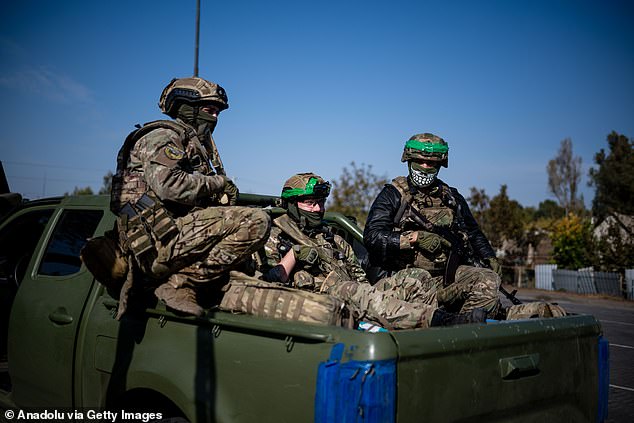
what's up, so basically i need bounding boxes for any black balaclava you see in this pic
[177,103,217,135]
[287,202,324,230]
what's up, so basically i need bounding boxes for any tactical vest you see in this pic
[110,119,212,213]
[272,214,352,288]
[391,176,458,273]
[110,120,213,275]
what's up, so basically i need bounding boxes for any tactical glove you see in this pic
[221,178,239,206]
[415,231,451,254]
[292,245,319,265]
[487,257,502,275]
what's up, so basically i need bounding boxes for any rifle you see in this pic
[405,203,522,304]
[499,285,522,305]
[405,204,469,286]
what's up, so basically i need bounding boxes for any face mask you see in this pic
[177,104,218,134]
[409,162,439,187]
[287,203,324,230]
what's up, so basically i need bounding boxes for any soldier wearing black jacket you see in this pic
[364,133,502,316]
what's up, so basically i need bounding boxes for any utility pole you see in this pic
[194,0,200,77]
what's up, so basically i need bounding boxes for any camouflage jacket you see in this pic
[259,214,367,291]
[111,119,226,217]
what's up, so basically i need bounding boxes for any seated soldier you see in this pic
[257,172,486,330]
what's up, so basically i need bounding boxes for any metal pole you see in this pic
[194,0,200,76]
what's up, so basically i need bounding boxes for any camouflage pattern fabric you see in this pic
[259,217,438,329]
[325,278,436,330]
[436,265,501,315]
[220,271,356,328]
[154,206,270,284]
[386,176,501,315]
[263,215,367,288]
[506,301,566,320]
[112,121,271,288]
[374,267,440,304]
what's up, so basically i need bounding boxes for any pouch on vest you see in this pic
[220,271,357,328]
[80,229,129,291]
[119,193,179,274]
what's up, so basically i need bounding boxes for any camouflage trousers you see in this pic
[364,265,501,319]
[150,206,270,286]
[438,265,501,315]
[326,268,438,330]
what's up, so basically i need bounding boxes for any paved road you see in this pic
[513,287,634,423]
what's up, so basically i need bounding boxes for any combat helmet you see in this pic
[281,173,331,204]
[401,133,449,168]
[159,77,229,118]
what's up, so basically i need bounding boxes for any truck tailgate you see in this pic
[391,315,603,423]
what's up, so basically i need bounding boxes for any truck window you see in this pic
[0,208,54,285]
[38,210,103,277]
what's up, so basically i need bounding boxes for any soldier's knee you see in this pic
[240,208,271,243]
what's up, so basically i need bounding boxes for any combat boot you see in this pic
[430,308,487,327]
[154,282,204,317]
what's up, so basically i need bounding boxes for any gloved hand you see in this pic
[292,245,319,265]
[221,178,239,206]
[415,231,451,254]
[487,257,502,275]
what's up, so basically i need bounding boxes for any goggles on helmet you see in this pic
[404,139,448,156]
[281,177,331,200]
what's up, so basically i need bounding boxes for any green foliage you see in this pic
[489,185,526,249]
[468,185,525,252]
[65,186,94,196]
[99,171,113,195]
[592,215,634,271]
[589,131,634,219]
[534,199,565,221]
[329,162,388,227]
[550,213,593,270]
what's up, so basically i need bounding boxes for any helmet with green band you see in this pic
[401,133,449,168]
[281,173,331,201]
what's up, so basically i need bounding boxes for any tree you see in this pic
[589,131,634,219]
[547,138,584,214]
[329,162,388,227]
[99,171,113,195]
[534,199,565,221]
[486,185,525,252]
[467,187,489,228]
[65,186,94,196]
[550,213,593,270]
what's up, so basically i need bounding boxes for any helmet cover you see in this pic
[281,173,331,201]
[401,133,449,168]
[159,77,228,117]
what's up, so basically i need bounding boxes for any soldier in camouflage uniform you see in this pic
[364,133,502,317]
[110,77,270,317]
[257,173,485,329]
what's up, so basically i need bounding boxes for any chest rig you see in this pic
[391,176,460,273]
[110,120,214,275]
[273,214,351,289]
[110,119,213,213]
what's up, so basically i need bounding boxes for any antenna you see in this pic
[194,0,200,77]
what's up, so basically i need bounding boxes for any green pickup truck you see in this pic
[0,194,609,422]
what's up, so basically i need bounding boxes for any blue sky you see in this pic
[1,0,633,208]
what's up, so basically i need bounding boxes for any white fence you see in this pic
[626,269,634,300]
[552,269,621,296]
[536,265,629,298]
[535,264,557,291]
